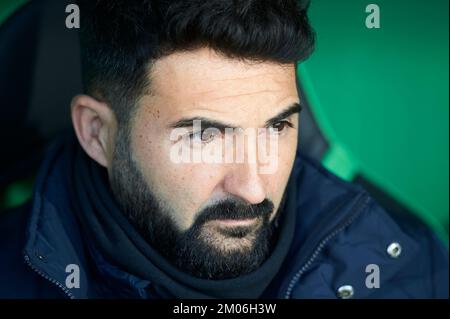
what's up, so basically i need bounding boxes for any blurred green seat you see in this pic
[300,0,449,241]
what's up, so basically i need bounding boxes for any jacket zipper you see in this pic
[23,254,75,299]
[284,194,370,299]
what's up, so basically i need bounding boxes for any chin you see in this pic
[199,225,262,254]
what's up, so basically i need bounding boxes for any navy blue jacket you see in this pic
[0,140,448,299]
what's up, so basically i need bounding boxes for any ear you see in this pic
[71,94,117,168]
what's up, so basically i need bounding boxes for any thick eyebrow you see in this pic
[168,103,302,131]
[169,117,237,132]
[265,103,302,127]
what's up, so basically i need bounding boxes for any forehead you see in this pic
[141,48,298,122]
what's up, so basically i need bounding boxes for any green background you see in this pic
[1,0,448,240]
[300,0,449,240]
[0,0,27,26]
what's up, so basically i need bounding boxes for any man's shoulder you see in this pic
[0,203,35,297]
[0,203,64,298]
[0,202,31,255]
[296,153,445,247]
[336,194,448,298]
[287,154,449,298]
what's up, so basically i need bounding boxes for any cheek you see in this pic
[132,130,223,230]
[266,133,297,208]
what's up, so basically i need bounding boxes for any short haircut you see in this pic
[78,0,315,126]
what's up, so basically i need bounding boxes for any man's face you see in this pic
[109,48,299,279]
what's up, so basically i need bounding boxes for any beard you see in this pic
[109,127,278,279]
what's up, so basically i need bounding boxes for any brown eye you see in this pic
[271,121,293,133]
[201,130,216,143]
[189,130,219,144]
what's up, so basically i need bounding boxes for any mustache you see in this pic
[194,198,274,226]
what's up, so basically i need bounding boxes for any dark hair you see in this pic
[78,0,315,126]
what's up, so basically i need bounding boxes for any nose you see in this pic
[222,161,266,205]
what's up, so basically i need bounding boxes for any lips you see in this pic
[211,217,258,227]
